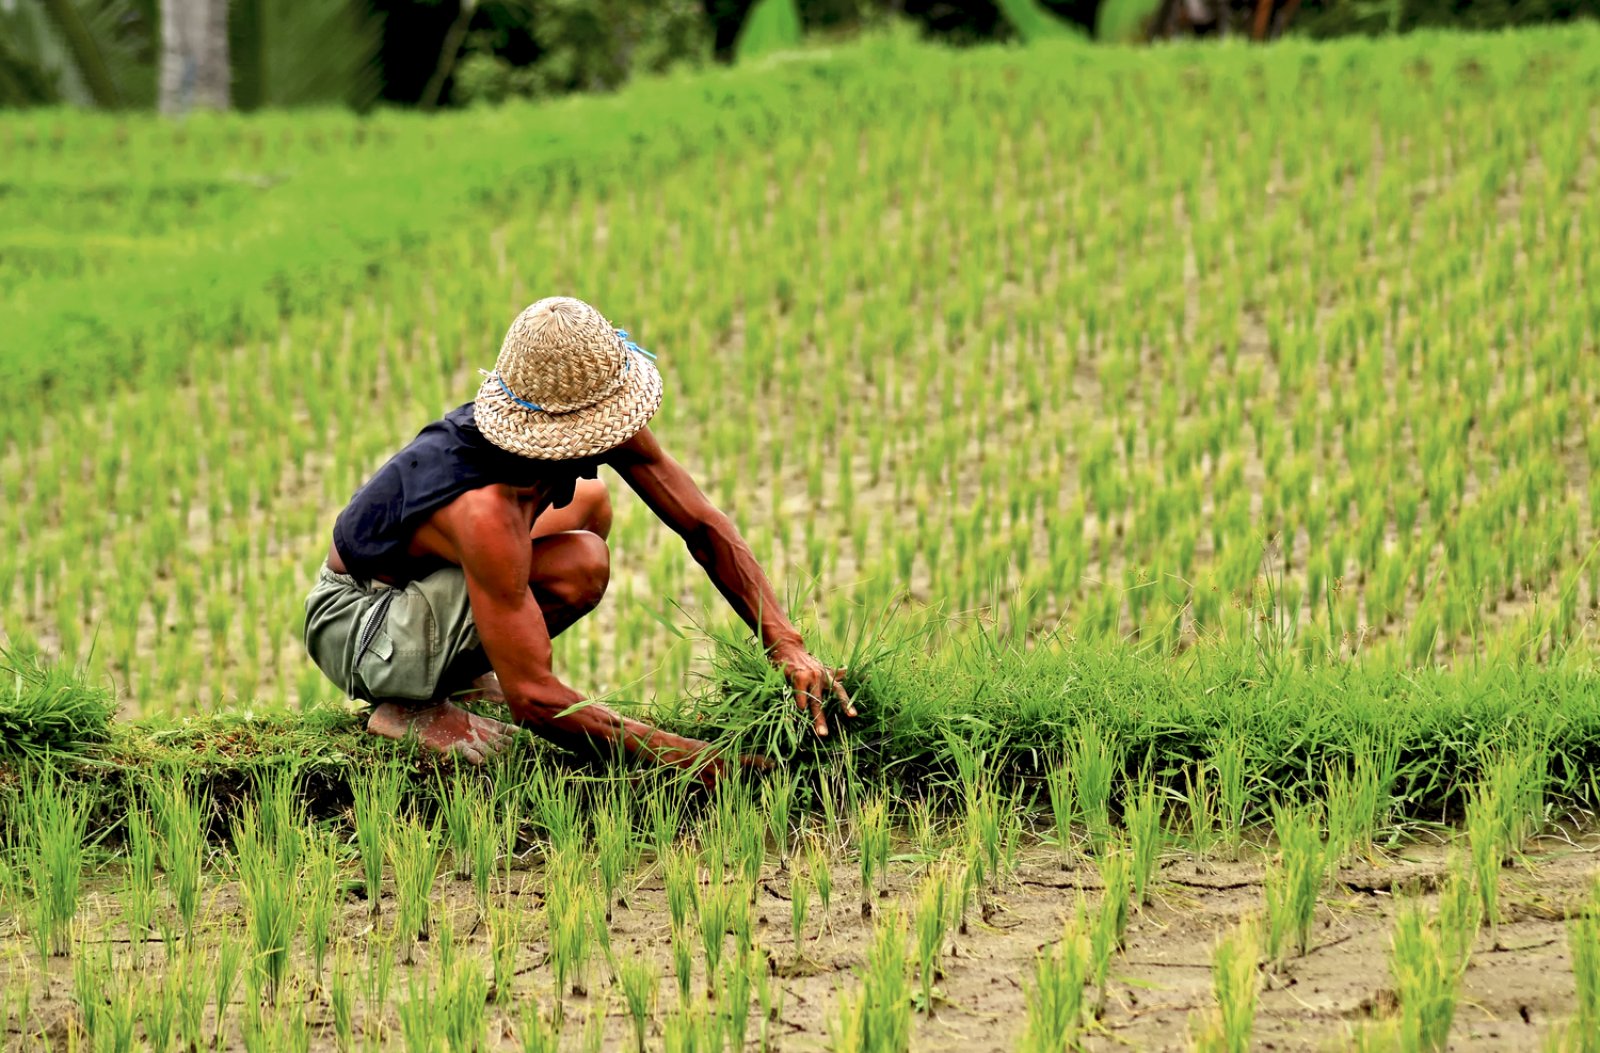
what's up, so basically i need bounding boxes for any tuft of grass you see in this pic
[1263,801,1328,964]
[18,765,93,958]
[0,647,115,762]
[1020,909,1091,1053]
[1188,921,1260,1053]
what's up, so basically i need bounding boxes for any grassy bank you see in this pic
[11,634,1598,843]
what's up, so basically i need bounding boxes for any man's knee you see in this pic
[541,531,610,613]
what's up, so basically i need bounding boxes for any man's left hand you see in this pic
[773,642,857,737]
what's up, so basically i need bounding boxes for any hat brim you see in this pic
[474,348,662,460]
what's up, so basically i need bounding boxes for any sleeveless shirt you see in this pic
[331,403,596,583]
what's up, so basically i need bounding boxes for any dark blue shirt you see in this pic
[332,403,595,583]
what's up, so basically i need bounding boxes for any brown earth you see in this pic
[4,834,1594,1051]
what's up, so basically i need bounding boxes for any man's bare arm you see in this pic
[435,488,716,770]
[608,427,857,736]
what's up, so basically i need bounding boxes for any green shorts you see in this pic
[302,562,491,704]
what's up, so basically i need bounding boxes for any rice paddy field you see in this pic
[3,22,1600,1053]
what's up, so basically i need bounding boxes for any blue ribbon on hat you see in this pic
[482,328,655,414]
[616,329,656,361]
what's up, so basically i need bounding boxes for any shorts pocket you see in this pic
[352,589,439,702]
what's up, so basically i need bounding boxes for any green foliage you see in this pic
[1095,0,1164,39]
[1020,911,1090,1052]
[0,647,115,761]
[456,0,710,103]
[996,0,1087,41]
[736,0,804,61]
[17,766,93,958]
[231,0,384,110]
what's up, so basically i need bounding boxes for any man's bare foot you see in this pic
[367,700,518,764]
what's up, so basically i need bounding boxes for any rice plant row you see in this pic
[3,28,1599,713]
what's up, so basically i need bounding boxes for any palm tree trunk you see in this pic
[160,0,230,114]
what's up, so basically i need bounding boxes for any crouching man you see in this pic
[303,297,854,782]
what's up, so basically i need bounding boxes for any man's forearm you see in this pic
[685,513,803,654]
[509,680,706,767]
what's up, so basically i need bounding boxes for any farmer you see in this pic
[303,297,854,781]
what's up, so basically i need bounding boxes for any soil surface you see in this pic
[4,834,1594,1051]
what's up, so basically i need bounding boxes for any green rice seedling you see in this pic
[729,880,756,958]
[20,766,91,958]
[647,779,685,862]
[718,949,754,1050]
[301,832,341,986]
[548,864,595,1002]
[141,966,181,1053]
[122,802,159,947]
[1046,755,1077,869]
[173,946,209,1052]
[1435,862,1481,968]
[1324,738,1397,865]
[98,964,140,1053]
[616,956,659,1053]
[1342,1019,1403,1052]
[1087,890,1122,1019]
[664,999,714,1053]
[1391,901,1463,1053]
[1569,881,1600,1048]
[808,836,834,935]
[671,921,694,1005]
[790,869,812,955]
[440,948,489,1053]
[588,884,617,985]
[594,796,639,921]
[397,967,440,1053]
[1262,802,1328,964]
[664,843,697,935]
[497,786,524,893]
[364,930,397,1022]
[520,1001,561,1053]
[1187,921,1260,1053]
[962,785,1016,898]
[489,904,524,1004]
[72,939,108,1040]
[829,986,868,1052]
[1212,740,1250,862]
[234,806,300,1004]
[582,994,609,1053]
[1095,845,1132,952]
[1467,778,1508,939]
[857,797,891,920]
[1070,724,1118,857]
[698,881,734,996]
[908,797,944,864]
[736,805,768,899]
[330,948,356,1052]
[835,909,911,1052]
[151,772,208,936]
[1019,911,1090,1053]
[761,767,798,872]
[1180,762,1218,860]
[388,813,443,965]
[351,763,404,913]
[469,796,499,920]
[529,767,584,856]
[956,851,981,935]
[437,768,479,881]
[1123,778,1164,907]
[213,932,245,1048]
[913,863,950,1015]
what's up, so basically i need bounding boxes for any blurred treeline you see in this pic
[2,0,1595,110]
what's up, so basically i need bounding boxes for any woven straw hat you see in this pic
[474,297,662,460]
